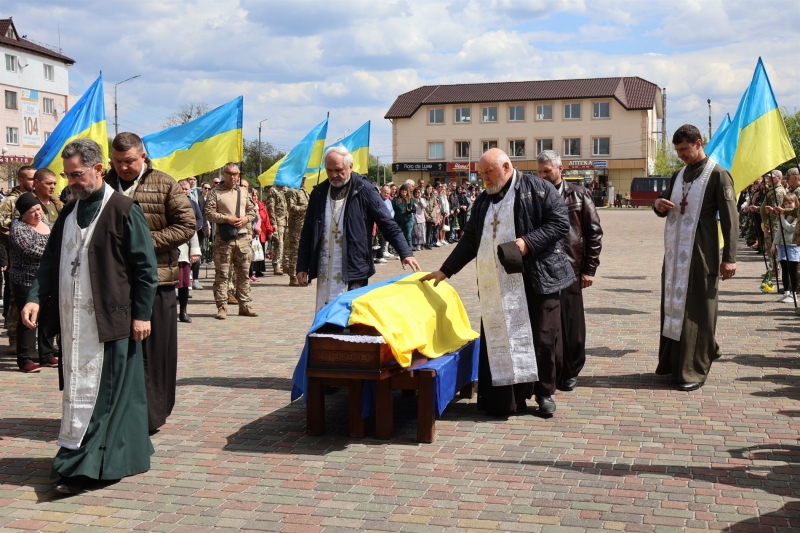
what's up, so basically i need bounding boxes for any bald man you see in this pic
[422,148,574,417]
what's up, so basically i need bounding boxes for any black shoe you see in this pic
[178,311,192,323]
[54,476,88,495]
[557,377,577,392]
[536,395,556,415]
[678,382,703,391]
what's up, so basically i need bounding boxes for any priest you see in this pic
[421,148,575,416]
[21,139,158,494]
[653,124,738,391]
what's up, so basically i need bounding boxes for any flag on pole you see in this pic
[705,113,731,155]
[707,58,796,193]
[259,117,328,189]
[142,96,243,180]
[315,121,370,188]
[33,73,108,194]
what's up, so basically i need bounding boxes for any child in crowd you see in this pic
[771,192,799,303]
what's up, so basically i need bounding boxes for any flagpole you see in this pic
[317,112,329,186]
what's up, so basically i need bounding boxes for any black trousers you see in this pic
[559,279,586,382]
[476,290,562,415]
[143,286,178,432]
[13,283,55,367]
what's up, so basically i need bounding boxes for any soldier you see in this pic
[760,170,785,262]
[266,185,288,275]
[32,168,63,224]
[284,178,310,286]
[204,163,258,320]
[0,165,36,355]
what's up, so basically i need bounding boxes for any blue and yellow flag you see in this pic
[315,121,370,188]
[33,74,108,194]
[258,117,328,189]
[142,96,243,179]
[708,58,796,194]
[705,113,731,155]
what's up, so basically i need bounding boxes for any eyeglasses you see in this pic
[202,186,211,190]
[60,167,93,180]
[223,171,240,177]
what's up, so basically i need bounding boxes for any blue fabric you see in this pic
[777,244,799,262]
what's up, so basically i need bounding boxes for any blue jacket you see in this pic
[297,172,413,282]
[440,170,575,295]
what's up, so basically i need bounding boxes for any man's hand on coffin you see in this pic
[132,320,151,341]
[402,256,421,272]
[297,272,309,287]
[21,303,39,329]
[419,270,446,287]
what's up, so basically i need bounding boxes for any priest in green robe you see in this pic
[22,139,158,494]
[653,124,738,391]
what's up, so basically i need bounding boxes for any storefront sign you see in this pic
[392,162,447,172]
[593,160,608,169]
[0,156,33,164]
[20,89,40,148]
[568,160,594,169]
[447,162,476,172]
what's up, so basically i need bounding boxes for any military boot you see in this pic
[289,276,299,286]
[227,293,238,305]
[274,268,284,276]
[239,304,258,317]
[215,307,227,320]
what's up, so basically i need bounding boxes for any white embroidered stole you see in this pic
[476,173,538,386]
[57,185,114,449]
[315,196,347,313]
[662,158,716,340]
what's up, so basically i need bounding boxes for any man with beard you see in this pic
[21,138,158,494]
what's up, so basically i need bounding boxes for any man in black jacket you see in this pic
[296,146,420,311]
[537,150,603,392]
[421,148,574,417]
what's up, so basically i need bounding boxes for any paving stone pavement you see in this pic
[0,208,798,532]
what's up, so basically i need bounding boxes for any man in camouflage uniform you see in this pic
[284,179,310,286]
[761,170,785,259]
[785,168,800,198]
[266,185,288,275]
[204,163,258,320]
[0,166,36,354]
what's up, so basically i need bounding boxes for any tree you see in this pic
[779,108,800,172]
[241,139,285,183]
[367,153,392,184]
[653,144,682,177]
[161,102,210,128]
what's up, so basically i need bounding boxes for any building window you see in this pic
[536,139,553,154]
[43,64,54,81]
[43,97,55,115]
[455,107,471,123]
[564,138,581,156]
[455,141,471,159]
[481,140,497,153]
[482,106,497,122]
[44,131,51,142]
[564,103,581,120]
[5,54,16,72]
[509,105,525,121]
[5,91,17,110]
[6,127,19,145]
[593,102,610,119]
[509,140,525,158]
[536,104,553,121]
[429,142,444,159]
[593,137,610,156]
[428,108,444,124]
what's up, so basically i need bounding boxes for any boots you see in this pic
[179,308,192,323]
[227,293,238,304]
[239,304,258,317]
[215,307,227,320]
[274,267,284,276]
[289,276,299,286]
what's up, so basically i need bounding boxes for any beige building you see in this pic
[385,77,663,202]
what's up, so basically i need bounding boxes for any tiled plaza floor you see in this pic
[0,208,798,532]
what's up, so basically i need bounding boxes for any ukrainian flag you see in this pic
[315,121,370,188]
[143,96,243,179]
[708,58,796,193]
[705,113,731,154]
[259,117,328,189]
[33,74,108,194]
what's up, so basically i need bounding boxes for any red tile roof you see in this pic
[0,18,75,65]
[385,77,659,119]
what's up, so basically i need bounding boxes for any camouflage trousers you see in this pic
[272,225,287,269]
[283,217,304,277]
[213,235,253,309]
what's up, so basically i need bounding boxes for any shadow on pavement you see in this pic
[177,376,293,390]
[0,456,57,501]
[586,347,640,358]
[730,354,800,369]
[0,418,59,442]
[586,307,649,315]
[579,373,675,390]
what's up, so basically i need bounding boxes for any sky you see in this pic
[5,0,799,163]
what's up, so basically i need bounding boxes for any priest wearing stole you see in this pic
[22,139,159,494]
[653,124,738,391]
[421,149,575,416]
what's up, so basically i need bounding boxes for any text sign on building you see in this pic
[20,89,40,148]
[568,160,594,169]
[392,162,447,173]
[446,162,476,172]
[593,160,608,169]
[0,156,33,164]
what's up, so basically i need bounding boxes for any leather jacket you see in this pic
[562,181,603,278]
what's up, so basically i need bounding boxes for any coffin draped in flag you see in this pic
[291,272,479,403]
[707,58,796,194]
[259,117,328,189]
[32,74,108,194]
[142,96,243,180]
[315,121,370,186]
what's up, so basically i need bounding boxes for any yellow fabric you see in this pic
[348,272,479,367]
[730,107,796,195]
[51,120,109,195]
[149,127,243,181]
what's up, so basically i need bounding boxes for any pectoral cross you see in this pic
[679,196,688,215]
[71,256,81,276]
[490,212,501,239]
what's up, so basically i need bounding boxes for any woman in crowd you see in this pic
[177,227,201,323]
[423,184,439,249]
[412,187,427,251]
[8,192,56,372]
[455,185,469,241]
[392,184,416,249]
[249,187,271,280]
[437,184,450,246]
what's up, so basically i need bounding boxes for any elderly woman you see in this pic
[9,192,56,372]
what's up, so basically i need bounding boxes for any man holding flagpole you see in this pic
[653,124,738,391]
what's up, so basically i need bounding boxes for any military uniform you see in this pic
[204,184,258,319]
[761,184,785,255]
[266,186,288,275]
[283,187,309,284]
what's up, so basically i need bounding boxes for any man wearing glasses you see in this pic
[104,132,196,435]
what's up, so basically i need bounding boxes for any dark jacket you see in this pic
[562,181,603,278]
[440,170,575,295]
[297,172,412,282]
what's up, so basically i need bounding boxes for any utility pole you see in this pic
[257,118,268,196]
[113,75,141,136]
[376,156,380,185]
[707,99,712,140]
[661,88,667,151]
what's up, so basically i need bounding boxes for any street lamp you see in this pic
[113,74,141,136]
[336,128,351,142]
[707,99,712,140]
[258,118,268,176]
